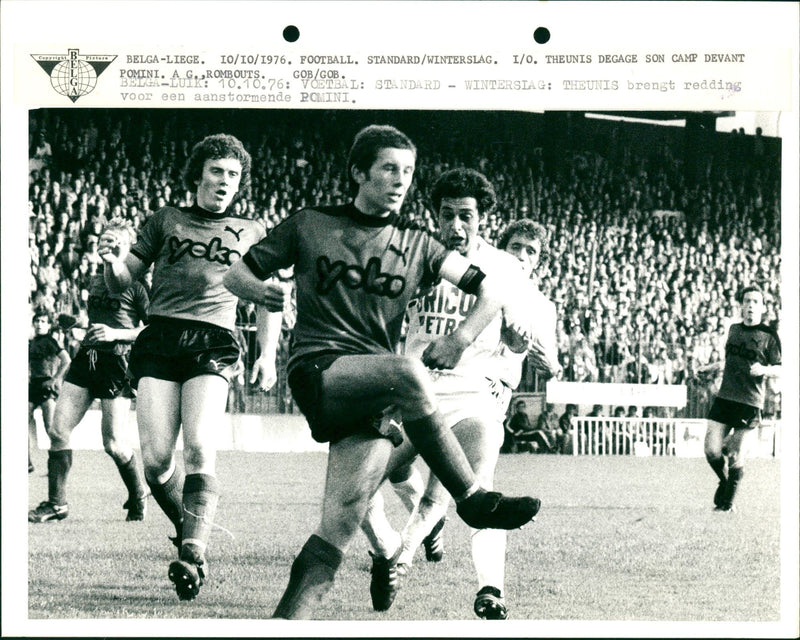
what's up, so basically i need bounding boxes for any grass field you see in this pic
[25,448,784,628]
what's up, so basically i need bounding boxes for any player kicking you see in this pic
[361,174,558,619]
[702,285,781,512]
[29,219,150,524]
[99,134,280,601]
[223,125,540,620]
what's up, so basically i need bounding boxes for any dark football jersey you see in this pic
[29,334,63,378]
[84,274,149,351]
[243,203,448,374]
[130,205,266,331]
[717,322,781,409]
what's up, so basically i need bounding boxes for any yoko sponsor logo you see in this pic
[167,236,241,266]
[316,256,406,298]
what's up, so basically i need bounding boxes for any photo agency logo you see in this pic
[31,49,117,102]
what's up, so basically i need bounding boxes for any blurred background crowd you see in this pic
[27,109,782,420]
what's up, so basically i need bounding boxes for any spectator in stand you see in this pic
[557,404,577,454]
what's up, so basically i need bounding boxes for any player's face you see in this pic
[504,233,542,278]
[195,157,242,213]
[353,147,415,216]
[741,291,765,326]
[437,197,481,256]
[33,316,51,335]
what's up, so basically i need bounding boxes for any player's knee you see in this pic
[182,442,212,471]
[102,439,129,463]
[392,357,435,405]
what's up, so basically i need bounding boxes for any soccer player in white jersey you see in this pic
[361,174,558,618]
[99,134,281,601]
[223,125,540,619]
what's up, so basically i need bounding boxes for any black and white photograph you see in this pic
[2,2,798,638]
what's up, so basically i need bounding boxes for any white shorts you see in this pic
[429,371,510,448]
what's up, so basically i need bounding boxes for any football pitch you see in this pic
[26,449,783,627]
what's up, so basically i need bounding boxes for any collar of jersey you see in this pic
[185,203,230,220]
[345,202,397,227]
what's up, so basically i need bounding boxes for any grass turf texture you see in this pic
[27,450,780,621]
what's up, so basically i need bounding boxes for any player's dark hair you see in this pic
[182,133,252,202]
[32,309,51,322]
[430,168,497,218]
[738,284,764,304]
[347,125,417,194]
[497,218,549,259]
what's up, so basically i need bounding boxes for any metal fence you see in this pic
[570,416,781,458]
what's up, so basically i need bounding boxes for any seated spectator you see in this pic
[557,403,578,454]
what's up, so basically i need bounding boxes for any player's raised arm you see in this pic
[223,259,286,311]
[98,228,146,293]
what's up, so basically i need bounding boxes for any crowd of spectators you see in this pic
[26,109,782,418]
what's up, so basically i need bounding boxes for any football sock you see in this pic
[398,496,448,567]
[390,466,425,513]
[181,473,219,559]
[148,465,184,537]
[361,490,402,558]
[115,451,148,500]
[723,466,744,507]
[705,454,727,482]
[402,411,479,501]
[472,528,506,593]
[47,449,72,505]
[272,534,344,619]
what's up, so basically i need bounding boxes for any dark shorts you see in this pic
[128,317,240,387]
[29,377,58,406]
[287,352,403,446]
[708,397,761,430]
[64,345,135,399]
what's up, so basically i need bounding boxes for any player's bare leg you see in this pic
[320,355,539,530]
[704,420,729,509]
[137,378,184,543]
[167,374,228,600]
[100,396,148,521]
[718,427,752,512]
[273,434,394,619]
[28,382,92,523]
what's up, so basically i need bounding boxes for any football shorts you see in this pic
[129,316,240,386]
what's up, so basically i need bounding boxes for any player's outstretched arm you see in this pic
[223,260,286,311]
[423,252,529,369]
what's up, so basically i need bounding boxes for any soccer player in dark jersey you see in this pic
[28,311,71,479]
[99,134,281,601]
[701,285,781,512]
[224,125,540,619]
[29,219,150,524]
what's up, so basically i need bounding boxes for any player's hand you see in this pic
[422,331,470,370]
[501,304,534,353]
[86,323,116,343]
[98,230,128,264]
[261,282,288,313]
[749,362,767,377]
[250,354,277,391]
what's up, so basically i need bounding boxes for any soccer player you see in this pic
[702,285,781,512]
[361,183,558,618]
[28,311,71,481]
[99,134,281,601]
[223,126,540,620]
[29,219,150,524]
